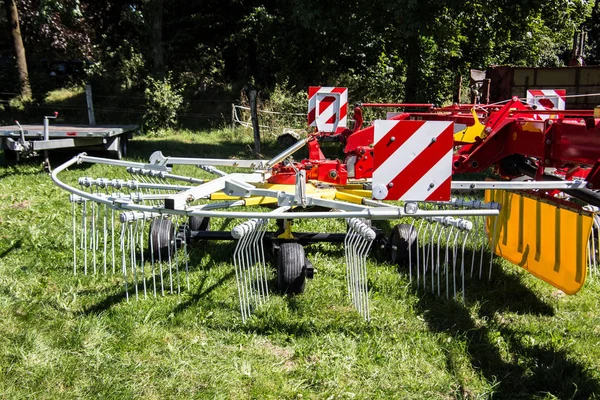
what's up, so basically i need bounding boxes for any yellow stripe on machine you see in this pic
[485,189,593,295]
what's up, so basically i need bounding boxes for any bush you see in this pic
[143,74,184,133]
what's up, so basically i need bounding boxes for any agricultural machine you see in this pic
[51,86,600,321]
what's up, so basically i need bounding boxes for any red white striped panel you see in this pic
[527,89,566,120]
[372,120,453,201]
[308,86,348,132]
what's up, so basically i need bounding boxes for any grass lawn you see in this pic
[0,128,599,399]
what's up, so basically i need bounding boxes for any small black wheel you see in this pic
[120,135,128,158]
[148,218,175,260]
[189,216,210,232]
[2,149,17,165]
[390,223,417,264]
[277,243,306,294]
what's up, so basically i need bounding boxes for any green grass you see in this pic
[0,129,599,399]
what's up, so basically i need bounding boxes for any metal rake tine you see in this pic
[157,218,165,296]
[452,229,460,300]
[489,215,499,281]
[184,220,190,291]
[83,200,88,275]
[414,219,425,285]
[444,226,454,299]
[111,208,116,274]
[344,227,352,297]
[470,216,480,278]
[150,217,157,297]
[349,230,361,306]
[256,220,269,303]
[421,222,432,291]
[167,218,174,294]
[140,215,147,299]
[246,220,262,304]
[478,216,486,280]
[174,217,181,294]
[103,204,108,274]
[436,223,444,296]
[239,225,253,318]
[239,222,255,308]
[233,231,247,322]
[354,235,368,318]
[408,220,415,283]
[72,201,77,275]
[120,223,129,302]
[91,200,97,274]
[130,221,139,300]
[461,230,469,302]
[430,222,439,294]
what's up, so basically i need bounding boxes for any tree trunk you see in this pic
[150,0,164,78]
[5,0,31,100]
[404,34,421,103]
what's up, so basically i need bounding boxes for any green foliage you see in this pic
[143,73,184,134]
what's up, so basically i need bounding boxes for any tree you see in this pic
[4,0,31,100]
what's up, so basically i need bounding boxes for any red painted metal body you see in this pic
[269,97,600,191]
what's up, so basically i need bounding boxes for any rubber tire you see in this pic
[120,135,128,158]
[2,149,17,165]
[277,243,306,294]
[189,216,210,231]
[148,218,175,260]
[390,223,418,264]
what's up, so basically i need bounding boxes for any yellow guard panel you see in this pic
[485,189,593,294]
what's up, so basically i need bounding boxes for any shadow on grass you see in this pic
[409,257,600,399]
[0,239,22,259]
[128,137,286,161]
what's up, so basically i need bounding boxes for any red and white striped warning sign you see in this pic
[308,86,347,132]
[372,120,454,201]
[527,89,566,120]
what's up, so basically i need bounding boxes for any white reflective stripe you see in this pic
[373,121,451,187]
[400,150,453,201]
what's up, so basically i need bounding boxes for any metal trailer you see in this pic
[0,115,139,163]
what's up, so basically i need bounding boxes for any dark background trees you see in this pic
[0,0,596,125]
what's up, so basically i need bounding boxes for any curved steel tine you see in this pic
[167,218,174,294]
[173,216,181,294]
[408,220,416,283]
[478,216,486,280]
[72,201,77,275]
[415,219,426,286]
[157,218,164,296]
[489,215,499,281]
[103,204,108,274]
[120,223,129,302]
[111,207,116,274]
[140,214,147,298]
[435,223,444,296]
[452,229,460,300]
[461,230,469,302]
[430,222,440,294]
[232,225,247,321]
[444,226,455,299]
[150,216,157,297]
[131,220,138,300]
[470,216,480,278]
[184,218,190,291]
[83,200,87,275]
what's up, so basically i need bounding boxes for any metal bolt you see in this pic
[470,183,476,189]
[388,182,394,188]
[588,183,594,189]
[431,137,436,143]
[390,136,396,142]
[429,183,435,189]
[545,139,552,145]
[544,159,550,165]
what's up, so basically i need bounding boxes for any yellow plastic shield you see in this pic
[485,190,593,294]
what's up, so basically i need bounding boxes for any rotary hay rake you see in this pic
[51,87,600,322]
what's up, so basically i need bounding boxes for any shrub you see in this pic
[143,74,184,133]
